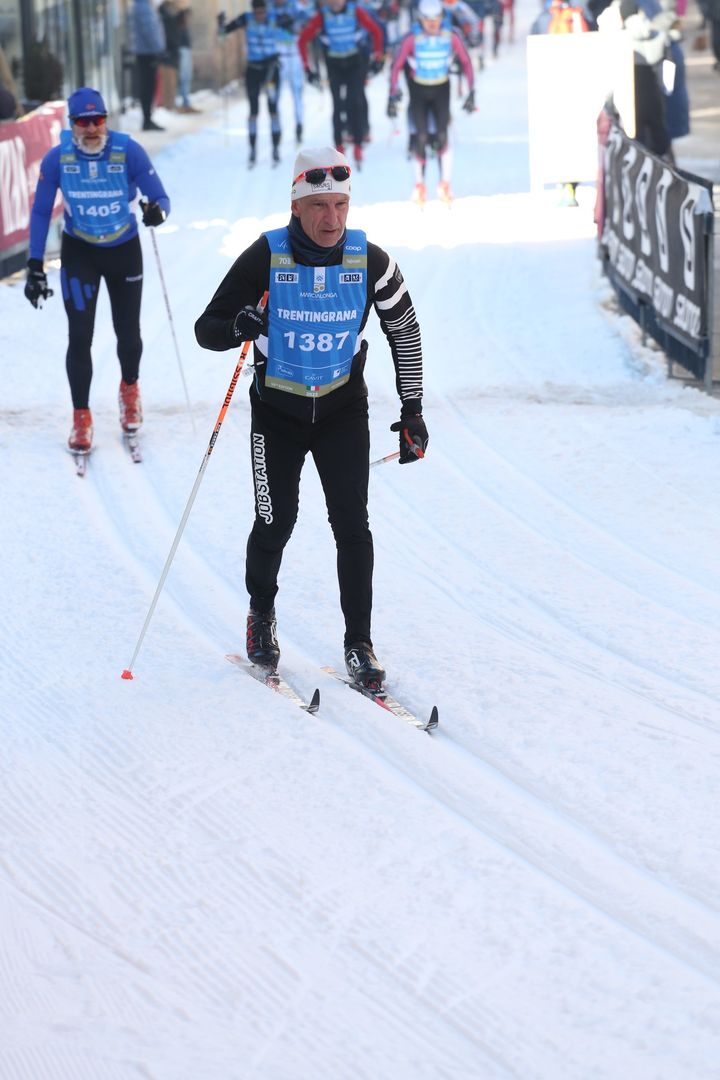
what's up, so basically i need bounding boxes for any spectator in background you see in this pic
[0,45,20,119]
[0,84,16,120]
[159,0,181,110]
[130,0,166,130]
[177,7,201,111]
[607,0,683,158]
[699,0,720,68]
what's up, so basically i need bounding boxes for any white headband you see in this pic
[291,146,352,200]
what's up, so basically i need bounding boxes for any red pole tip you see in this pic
[121,669,134,680]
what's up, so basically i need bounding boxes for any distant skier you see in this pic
[298,0,385,167]
[219,0,282,166]
[274,0,312,143]
[388,0,476,203]
[24,86,170,455]
[194,147,428,687]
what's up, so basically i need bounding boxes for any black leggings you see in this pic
[246,392,374,647]
[60,232,143,409]
[136,54,158,125]
[326,54,367,148]
[633,63,670,157]
[246,59,280,120]
[409,80,451,161]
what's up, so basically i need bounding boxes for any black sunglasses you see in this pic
[294,165,351,185]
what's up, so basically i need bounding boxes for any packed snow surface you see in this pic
[2,4,720,1077]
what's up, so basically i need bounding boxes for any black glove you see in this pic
[232,304,267,342]
[24,259,53,308]
[387,90,401,118]
[368,55,385,75]
[276,11,294,30]
[140,200,166,227]
[217,11,226,33]
[390,413,429,464]
[306,68,321,86]
[462,89,476,114]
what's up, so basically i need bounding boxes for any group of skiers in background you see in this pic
[218,0,515,204]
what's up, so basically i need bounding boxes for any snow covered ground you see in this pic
[2,4,720,1077]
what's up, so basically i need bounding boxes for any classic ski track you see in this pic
[372,486,720,732]
[96,432,719,734]
[55,424,720,735]
[83,446,720,982]
[319,685,720,989]
[439,393,720,614]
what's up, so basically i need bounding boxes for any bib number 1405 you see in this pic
[283,330,349,352]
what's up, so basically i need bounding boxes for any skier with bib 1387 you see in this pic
[194,146,428,690]
[388,0,476,205]
[24,87,170,460]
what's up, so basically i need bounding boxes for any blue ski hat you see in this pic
[67,87,107,120]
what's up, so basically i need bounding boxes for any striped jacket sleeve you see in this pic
[368,243,424,414]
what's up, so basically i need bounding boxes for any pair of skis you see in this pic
[68,432,142,477]
[226,655,438,733]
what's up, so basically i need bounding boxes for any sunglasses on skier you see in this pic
[294,165,352,186]
[72,114,107,127]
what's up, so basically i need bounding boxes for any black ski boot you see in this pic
[344,641,386,688]
[247,607,280,669]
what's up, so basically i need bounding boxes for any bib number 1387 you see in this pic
[283,330,350,352]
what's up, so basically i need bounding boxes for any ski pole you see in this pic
[370,435,425,469]
[148,225,196,434]
[370,450,400,468]
[121,291,269,680]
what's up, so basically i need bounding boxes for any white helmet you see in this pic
[418,0,443,18]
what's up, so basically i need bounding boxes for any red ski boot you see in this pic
[119,379,143,432]
[68,408,93,452]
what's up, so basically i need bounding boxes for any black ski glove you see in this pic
[387,90,402,118]
[217,11,227,33]
[306,68,321,86]
[390,412,429,464]
[233,304,267,342]
[462,89,476,114]
[140,200,166,227]
[24,259,53,308]
[368,55,385,75]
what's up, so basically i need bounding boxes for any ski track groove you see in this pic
[323,689,720,988]
[98,413,720,735]
[372,471,720,731]
[418,429,720,698]
[441,392,720,614]
[78,440,720,978]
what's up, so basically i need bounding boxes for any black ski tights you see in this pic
[60,232,144,409]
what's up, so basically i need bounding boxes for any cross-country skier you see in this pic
[388,0,476,203]
[298,0,385,166]
[219,0,282,166]
[194,147,428,688]
[24,86,170,454]
[274,0,313,144]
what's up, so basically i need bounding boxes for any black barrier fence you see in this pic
[599,122,715,383]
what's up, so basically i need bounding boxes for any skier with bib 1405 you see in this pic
[194,146,428,689]
[24,86,170,456]
[388,0,476,204]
